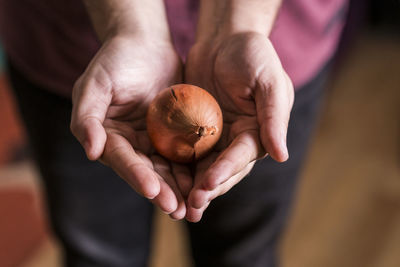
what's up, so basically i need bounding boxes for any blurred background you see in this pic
[0,0,399,266]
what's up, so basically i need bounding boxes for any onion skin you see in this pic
[147,84,223,163]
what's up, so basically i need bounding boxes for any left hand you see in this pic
[183,32,294,222]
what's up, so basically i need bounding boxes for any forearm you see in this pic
[83,0,171,42]
[196,0,282,42]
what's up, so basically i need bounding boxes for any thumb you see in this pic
[255,72,294,162]
[70,77,112,160]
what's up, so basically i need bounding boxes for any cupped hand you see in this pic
[184,32,294,222]
[70,36,187,219]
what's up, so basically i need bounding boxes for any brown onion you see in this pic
[147,84,223,163]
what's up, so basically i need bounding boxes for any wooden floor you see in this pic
[0,31,399,267]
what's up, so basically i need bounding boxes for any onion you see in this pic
[147,84,223,163]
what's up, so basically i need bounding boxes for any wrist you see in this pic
[103,12,172,44]
[84,0,172,44]
[104,25,172,45]
[195,0,281,43]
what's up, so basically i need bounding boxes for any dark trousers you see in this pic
[8,62,329,267]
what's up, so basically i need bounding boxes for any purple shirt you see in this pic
[0,0,347,97]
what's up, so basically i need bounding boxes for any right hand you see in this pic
[70,35,188,219]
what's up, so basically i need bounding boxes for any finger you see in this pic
[200,131,263,191]
[255,72,294,162]
[188,187,212,210]
[150,178,179,215]
[70,76,112,160]
[213,162,254,197]
[102,132,160,199]
[187,153,218,209]
[150,176,178,214]
[171,163,193,198]
[189,161,255,209]
[194,152,219,187]
[152,156,186,219]
[186,201,210,223]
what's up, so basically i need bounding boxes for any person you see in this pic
[0,0,348,266]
